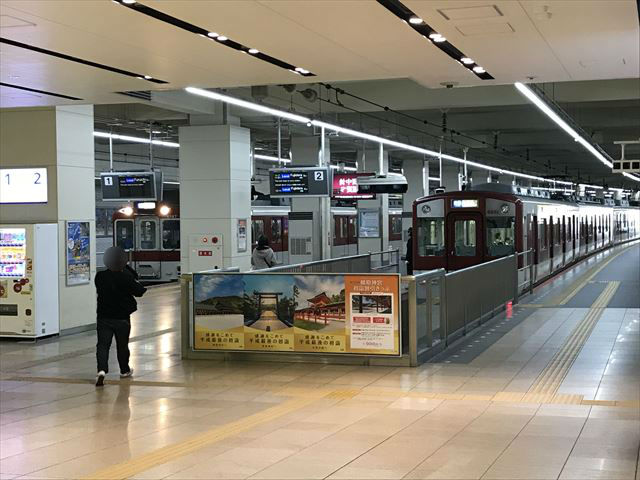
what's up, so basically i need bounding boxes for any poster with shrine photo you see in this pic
[192,273,400,356]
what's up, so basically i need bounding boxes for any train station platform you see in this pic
[1,245,638,480]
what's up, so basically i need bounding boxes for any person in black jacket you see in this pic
[406,227,414,276]
[94,247,146,386]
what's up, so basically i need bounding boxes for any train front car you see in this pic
[413,188,522,272]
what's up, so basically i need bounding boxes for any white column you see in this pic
[179,124,252,272]
[402,159,425,234]
[357,147,389,253]
[0,105,96,333]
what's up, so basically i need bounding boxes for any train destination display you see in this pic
[100,172,157,201]
[269,167,331,197]
[192,272,401,356]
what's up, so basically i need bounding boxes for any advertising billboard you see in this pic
[192,273,400,356]
[65,221,90,285]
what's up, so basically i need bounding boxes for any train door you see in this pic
[160,218,180,281]
[347,216,358,255]
[332,215,347,259]
[136,217,160,280]
[446,213,482,270]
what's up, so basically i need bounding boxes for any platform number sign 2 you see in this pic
[0,168,48,204]
[314,171,324,181]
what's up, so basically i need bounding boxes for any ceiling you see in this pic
[1,0,639,107]
[3,0,639,188]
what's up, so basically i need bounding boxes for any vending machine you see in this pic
[0,224,59,338]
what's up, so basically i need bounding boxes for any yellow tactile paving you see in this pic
[528,281,620,395]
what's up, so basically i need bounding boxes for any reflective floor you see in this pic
[1,245,638,480]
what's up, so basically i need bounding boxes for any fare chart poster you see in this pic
[192,273,400,356]
[66,221,91,286]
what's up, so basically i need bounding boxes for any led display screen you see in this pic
[269,167,330,197]
[101,172,157,201]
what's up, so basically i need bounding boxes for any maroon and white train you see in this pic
[413,183,640,283]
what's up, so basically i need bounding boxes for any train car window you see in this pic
[417,218,445,256]
[162,219,180,250]
[139,219,157,250]
[486,217,515,256]
[454,219,476,256]
[115,220,134,251]
[271,218,282,245]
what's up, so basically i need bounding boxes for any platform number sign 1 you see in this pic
[0,168,48,204]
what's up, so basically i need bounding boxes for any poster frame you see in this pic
[191,272,401,357]
[65,220,91,286]
[358,208,381,238]
[237,218,248,253]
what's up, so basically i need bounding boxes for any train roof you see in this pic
[415,183,635,209]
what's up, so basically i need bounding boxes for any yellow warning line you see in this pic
[82,395,320,480]
[556,246,630,305]
[528,281,619,396]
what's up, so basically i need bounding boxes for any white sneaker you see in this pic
[120,369,134,378]
[96,371,106,387]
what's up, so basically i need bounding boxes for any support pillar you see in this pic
[179,124,252,272]
[402,159,425,235]
[357,147,389,253]
[0,105,96,333]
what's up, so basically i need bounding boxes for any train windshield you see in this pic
[162,219,180,250]
[139,219,157,250]
[417,218,445,256]
[454,219,477,256]
[486,216,515,256]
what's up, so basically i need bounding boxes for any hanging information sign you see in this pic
[269,167,331,197]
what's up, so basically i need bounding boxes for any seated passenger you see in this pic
[494,233,504,245]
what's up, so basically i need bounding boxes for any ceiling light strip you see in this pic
[254,154,291,163]
[0,81,82,100]
[376,0,493,80]
[0,38,167,84]
[94,131,179,148]
[111,0,314,77]
[185,87,573,186]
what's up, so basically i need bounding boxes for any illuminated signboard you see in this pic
[332,173,375,199]
[451,199,479,208]
[269,167,331,197]
[0,168,48,204]
[101,172,157,201]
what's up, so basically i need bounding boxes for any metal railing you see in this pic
[261,249,400,274]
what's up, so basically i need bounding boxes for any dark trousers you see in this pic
[96,318,131,374]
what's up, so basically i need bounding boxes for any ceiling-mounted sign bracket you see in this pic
[612,139,640,174]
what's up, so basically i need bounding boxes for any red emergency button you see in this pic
[212,237,218,244]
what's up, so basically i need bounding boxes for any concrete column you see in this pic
[179,124,251,272]
[289,135,331,261]
[442,164,461,192]
[357,147,389,253]
[402,159,425,234]
[0,105,96,333]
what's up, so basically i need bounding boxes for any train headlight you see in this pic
[159,205,171,216]
[119,206,134,216]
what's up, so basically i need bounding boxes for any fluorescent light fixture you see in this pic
[163,181,180,185]
[409,16,423,24]
[515,82,614,169]
[122,0,136,4]
[578,183,604,190]
[216,35,228,41]
[143,75,152,80]
[461,57,474,64]
[427,176,441,182]
[207,32,219,38]
[186,87,311,124]
[248,48,259,54]
[254,154,291,164]
[330,165,357,172]
[294,67,309,74]
[185,86,576,186]
[472,66,485,73]
[93,131,179,148]
[429,33,446,42]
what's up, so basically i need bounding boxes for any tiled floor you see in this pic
[1,245,638,479]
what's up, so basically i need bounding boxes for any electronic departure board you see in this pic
[100,172,157,201]
[269,167,331,197]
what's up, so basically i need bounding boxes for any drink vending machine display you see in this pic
[0,224,59,338]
